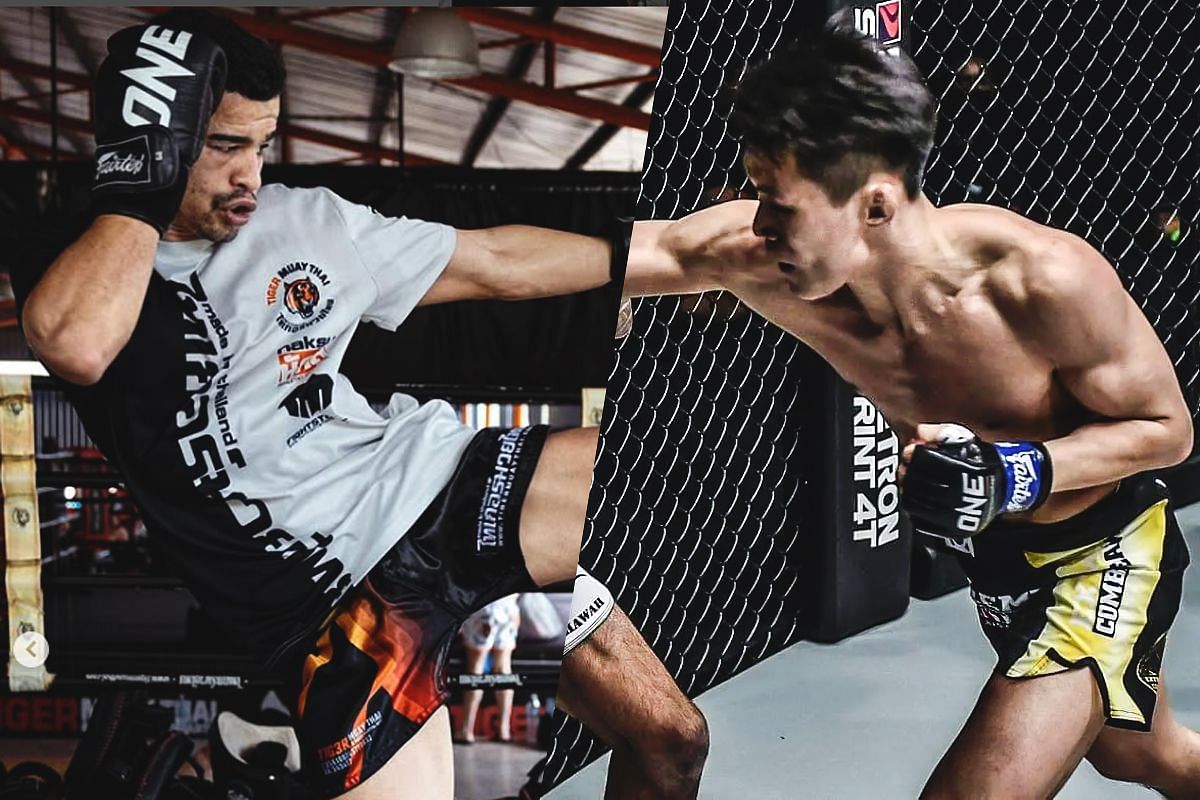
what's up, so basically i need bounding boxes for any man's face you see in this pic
[743,151,868,300]
[166,92,279,243]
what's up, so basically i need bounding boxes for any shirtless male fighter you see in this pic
[624,24,1200,799]
[14,11,704,799]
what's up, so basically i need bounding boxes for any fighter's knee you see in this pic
[1088,740,1172,786]
[635,702,709,789]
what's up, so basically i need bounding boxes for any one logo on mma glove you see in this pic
[118,26,196,128]
[956,474,988,534]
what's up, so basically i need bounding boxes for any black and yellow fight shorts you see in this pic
[287,426,548,797]
[931,473,1189,731]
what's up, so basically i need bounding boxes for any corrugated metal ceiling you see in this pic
[0,6,667,170]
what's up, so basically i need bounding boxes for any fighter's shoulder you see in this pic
[972,214,1117,316]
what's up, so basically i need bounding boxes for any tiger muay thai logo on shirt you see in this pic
[266,261,335,334]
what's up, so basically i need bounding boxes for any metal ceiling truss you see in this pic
[1,7,661,166]
[460,5,559,167]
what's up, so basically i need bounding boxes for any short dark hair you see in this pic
[149,9,285,101]
[732,24,936,203]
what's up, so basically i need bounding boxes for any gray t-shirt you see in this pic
[67,185,478,664]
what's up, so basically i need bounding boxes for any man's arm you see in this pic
[21,23,225,386]
[418,226,611,305]
[899,238,1192,538]
[623,199,770,297]
[1031,238,1193,490]
[22,217,160,386]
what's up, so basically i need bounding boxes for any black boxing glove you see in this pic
[902,424,1053,538]
[91,23,227,234]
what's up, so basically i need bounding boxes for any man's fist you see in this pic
[91,23,227,233]
[901,423,1053,538]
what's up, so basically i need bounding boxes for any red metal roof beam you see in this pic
[0,99,447,166]
[135,8,652,129]
[457,8,662,68]
[0,55,91,88]
[449,73,650,130]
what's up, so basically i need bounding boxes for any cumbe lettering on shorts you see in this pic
[1093,537,1131,637]
[476,428,530,552]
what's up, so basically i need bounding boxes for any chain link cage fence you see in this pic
[914,2,1199,419]
[539,0,1199,790]
[539,0,815,787]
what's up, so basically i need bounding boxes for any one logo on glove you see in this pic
[94,136,153,188]
[266,261,335,334]
[956,474,988,534]
[120,26,196,128]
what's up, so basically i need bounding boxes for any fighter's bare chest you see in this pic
[753,292,1060,440]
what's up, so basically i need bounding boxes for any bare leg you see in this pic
[922,668,1105,799]
[519,427,600,586]
[458,646,489,743]
[556,605,708,800]
[1087,680,1200,799]
[493,646,516,741]
[342,705,453,800]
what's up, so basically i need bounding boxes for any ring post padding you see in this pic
[811,362,913,641]
[2,375,52,690]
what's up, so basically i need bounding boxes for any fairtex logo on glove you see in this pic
[96,150,147,177]
[994,441,1048,514]
[93,135,153,188]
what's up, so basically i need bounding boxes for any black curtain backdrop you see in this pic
[0,163,637,396]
